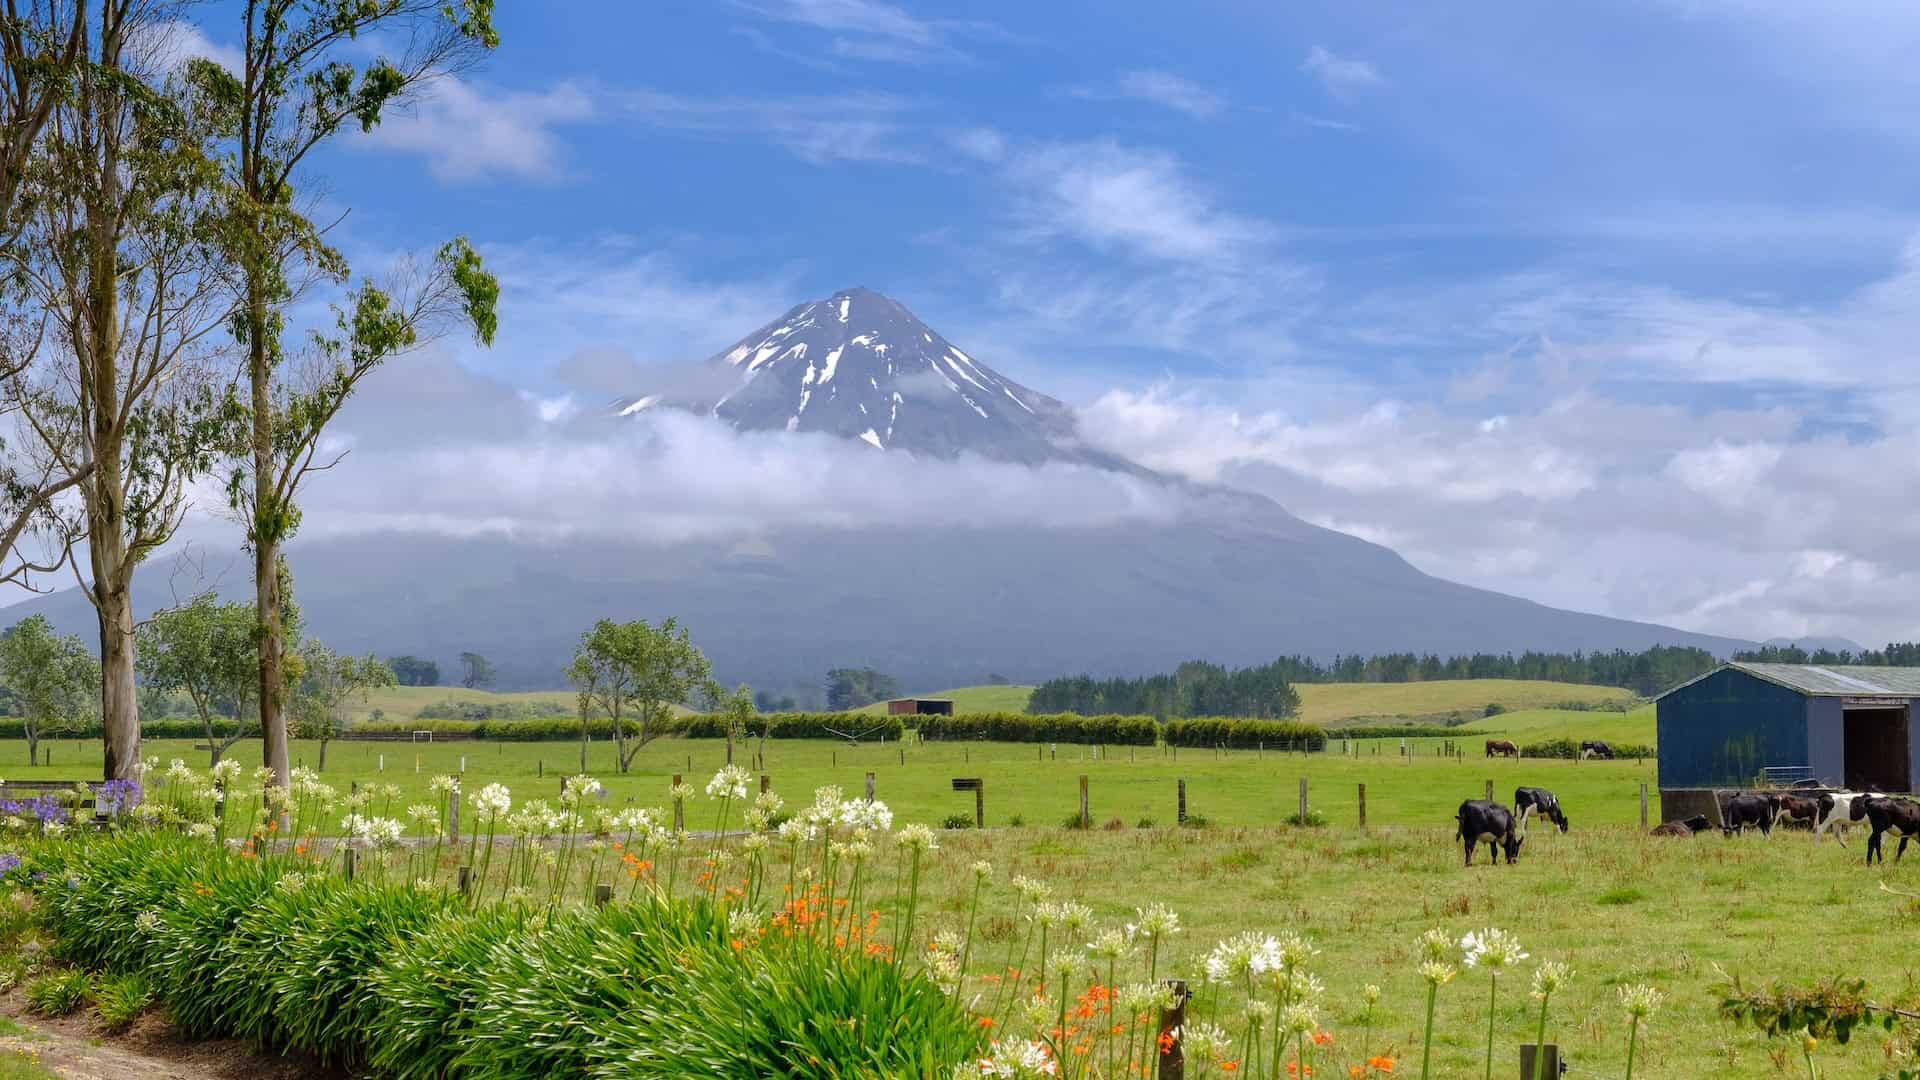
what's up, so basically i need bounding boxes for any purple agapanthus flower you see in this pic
[0,853,20,875]
[0,796,69,825]
[97,778,142,817]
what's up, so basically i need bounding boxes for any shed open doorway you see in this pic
[1844,705,1912,792]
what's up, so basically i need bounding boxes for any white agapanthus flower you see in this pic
[187,822,215,841]
[753,790,784,815]
[406,804,438,826]
[667,781,695,803]
[839,798,893,832]
[895,823,938,852]
[706,765,752,801]
[1181,1022,1233,1065]
[976,1038,1056,1077]
[1204,931,1271,984]
[426,774,459,796]
[1461,927,1527,970]
[1011,875,1052,905]
[134,910,163,935]
[1085,926,1133,959]
[1619,983,1664,1019]
[971,860,994,883]
[1531,960,1573,999]
[1130,902,1181,941]
[776,819,813,844]
[210,759,243,785]
[1280,1001,1318,1037]
[472,783,512,818]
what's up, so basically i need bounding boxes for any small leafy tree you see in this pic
[567,618,714,774]
[136,596,264,766]
[386,655,440,686]
[715,683,754,766]
[0,614,98,765]
[459,651,495,690]
[293,643,395,772]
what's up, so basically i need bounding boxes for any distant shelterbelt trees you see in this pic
[1731,642,1920,666]
[1029,645,1730,716]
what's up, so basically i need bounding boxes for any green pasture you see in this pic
[1,729,1662,830]
[852,684,1039,715]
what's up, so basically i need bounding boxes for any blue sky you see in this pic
[169,1,1920,646]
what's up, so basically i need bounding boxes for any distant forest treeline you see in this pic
[1729,643,1920,667]
[1029,645,1730,717]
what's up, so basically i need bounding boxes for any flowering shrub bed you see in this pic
[0,760,1689,1078]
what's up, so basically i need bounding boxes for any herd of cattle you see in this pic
[1454,784,1920,866]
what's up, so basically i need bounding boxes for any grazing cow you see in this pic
[1722,792,1781,836]
[1649,814,1712,837]
[1513,786,1569,833]
[1485,739,1519,759]
[1773,793,1823,830]
[1455,799,1524,866]
[1816,792,1863,846]
[1579,740,1615,760]
[1849,795,1920,865]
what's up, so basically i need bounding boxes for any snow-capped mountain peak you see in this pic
[622,287,1112,465]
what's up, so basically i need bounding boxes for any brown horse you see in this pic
[1485,739,1519,758]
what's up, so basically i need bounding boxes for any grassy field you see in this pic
[340,685,580,725]
[2,731,1907,1076]
[852,685,1039,715]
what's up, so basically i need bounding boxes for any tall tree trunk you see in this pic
[249,284,290,792]
[317,736,328,772]
[96,582,138,779]
[27,732,37,767]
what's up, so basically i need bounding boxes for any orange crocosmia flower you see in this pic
[1349,1068,1365,1080]
[1220,1061,1239,1072]
[1312,1031,1334,1046]
[1158,1031,1176,1054]
[1285,1063,1312,1077]
[1367,1057,1395,1072]
[976,1017,994,1028]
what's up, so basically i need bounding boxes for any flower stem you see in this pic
[1531,992,1550,1080]
[1483,973,1498,1080]
[1420,982,1439,1080]
[1624,1018,1639,1080]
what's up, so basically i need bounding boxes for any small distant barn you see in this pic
[1656,663,1920,803]
[887,698,954,716]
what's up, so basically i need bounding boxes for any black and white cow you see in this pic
[1513,786,1569,833]
[1816,792,1864,846]
[1849,795,1920,865]
[1455,799,1524,866]
[1579,740,1615,760]
[1722,792,1781,836]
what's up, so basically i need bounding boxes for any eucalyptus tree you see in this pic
[0,2,93,589]
[2,1,240,779]
[200,0,499,791]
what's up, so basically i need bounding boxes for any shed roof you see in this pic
[1658,661,1920,700]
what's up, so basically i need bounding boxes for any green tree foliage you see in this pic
[459,651,495,690]
[136,596,272,766]
[1732,642,1920,667]
[825,667,899,711]
[293,643,396,772]
[1030,645,1726,715]
[567,618,717,773]
[385,655,440,687]
[197,0,499,794]
[0,614,98,764]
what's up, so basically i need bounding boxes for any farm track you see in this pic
[0,990,335,1080]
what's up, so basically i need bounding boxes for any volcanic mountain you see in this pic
[618,286,1136,469]
[11,286,1751,693]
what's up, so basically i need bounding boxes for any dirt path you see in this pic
[0,990,335,1080]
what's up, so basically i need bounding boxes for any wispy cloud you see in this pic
[1302,45,1385,102]
[615,87,922,164]
[358,77,595,182]
[735,0,997,65]
[1073,70,1227,119]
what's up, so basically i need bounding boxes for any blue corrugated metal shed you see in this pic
[1657,662,1920,791]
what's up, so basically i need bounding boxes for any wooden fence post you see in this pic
[1079,775,1090,829]
[538,759,543,779]
[1297,777,1308,824]
[899,746,905,766]
[343,846,356,882]
[1358,783,1367,828]
[865,772,876,803]
[1640,783,1649,829]
[1156,979,1189,1079]
[594,883,613,907]
[672,774,684,830]
[457,865,472,896]
[1177,778,1187,825]
[448,782,460,844]
[975,780,985,829]
[1484,780,1494,802]
[760,774,770,795]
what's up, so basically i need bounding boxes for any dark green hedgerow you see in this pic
[15,832,980,1078]
[1162,717,1327,749]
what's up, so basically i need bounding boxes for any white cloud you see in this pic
[994,138,1272,265]
[1073,70,1227,119]
[737,0,994,65]
[359,77,594,182]
[616,88,921,164]
[1302,46,1385,101]
[142,19,244,75]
